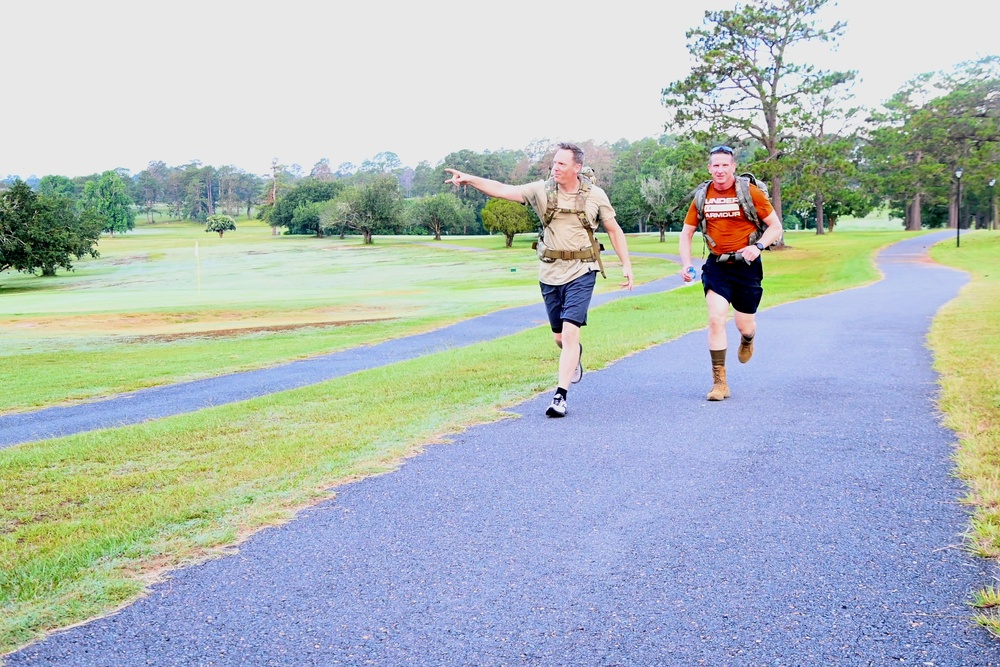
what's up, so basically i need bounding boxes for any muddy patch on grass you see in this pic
[129,318,396,342]
[1,307,401,340]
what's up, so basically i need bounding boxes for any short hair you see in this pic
[556,142,585,166]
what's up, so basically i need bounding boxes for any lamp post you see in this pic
[955,168,963,247]
[990,178,997,231]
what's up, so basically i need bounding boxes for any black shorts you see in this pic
[702,254,764,314]
[540,270,598,332]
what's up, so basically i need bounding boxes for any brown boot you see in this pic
[738,335,754,364]
[706,365,730,401]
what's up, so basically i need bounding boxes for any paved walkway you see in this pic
[7,232,1000,666]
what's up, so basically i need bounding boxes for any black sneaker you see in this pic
[571,344,583,384]
[546,394,567,418]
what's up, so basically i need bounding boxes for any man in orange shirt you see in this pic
[678,145,784,401]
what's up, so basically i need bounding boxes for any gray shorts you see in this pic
[540,270,598,333]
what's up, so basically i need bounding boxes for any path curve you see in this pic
[8,232,1000,666]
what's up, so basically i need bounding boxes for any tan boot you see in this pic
[738,335,754,364]
[706,365,730,401]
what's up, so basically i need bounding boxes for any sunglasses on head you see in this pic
[710,145,735,156]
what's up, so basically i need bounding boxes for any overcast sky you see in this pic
[2,0,995,179]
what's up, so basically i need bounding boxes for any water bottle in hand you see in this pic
[685,266,697,281]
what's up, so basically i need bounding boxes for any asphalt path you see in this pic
[7,231,1000,666]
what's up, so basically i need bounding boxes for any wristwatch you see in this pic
[755,242,765,251]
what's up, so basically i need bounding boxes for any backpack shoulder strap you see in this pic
[734,175,760,227]
[543,178,558,225]
[543,176,593,225]
[692,180,717,248]
[693,181,710,229]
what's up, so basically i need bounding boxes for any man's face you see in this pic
[709,152,737,189]
[551,149,581,189]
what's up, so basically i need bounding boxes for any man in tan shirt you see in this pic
[446,142,633,417]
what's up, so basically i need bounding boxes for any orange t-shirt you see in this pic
[684,182,774,254]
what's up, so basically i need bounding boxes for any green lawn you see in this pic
[0,222,666,413]
[927,232,1000,634]
[2,225,998,652]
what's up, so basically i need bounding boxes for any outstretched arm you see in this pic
[444,169,525,203]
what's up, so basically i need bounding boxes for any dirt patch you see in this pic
[129,318,395,342]
[1,307,401,340]
[106,254,155,265]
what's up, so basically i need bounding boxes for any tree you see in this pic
[258,159,301,234]
[440,148,527,223]
[318,199,353,240]
[231,170,264,219]
[359,151,402,175]
[661,0,855,228]
[480,198,536,247]
[215,165,247,217]
[268,180,345,236]
[132,161,168,222]
[185,164,217,221]
[310,158,334,181]
[639,165,694,241]
[608,138,701,234]
[860,57,1000,231]
[407,193,475,240]
[321,175,403,244]
[408,161,440,198]
[36,175,77,199]
[79,170,135,237]
[205,214,237,237]
[780,90,874,233]
[0,180,102,276]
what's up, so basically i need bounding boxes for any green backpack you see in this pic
[691,173,772,250]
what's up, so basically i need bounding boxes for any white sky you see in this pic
[2,0,996,179]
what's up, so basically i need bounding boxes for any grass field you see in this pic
[1,222,997,652]
[927,232,1000,633]
[0,221,666,413]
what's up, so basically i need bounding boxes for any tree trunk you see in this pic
[770,174,786,248]
[659,225,665,242]
[949,182,958,229]
[814,192,825,235]
[505,233,514,248]
[906,193,922,231]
